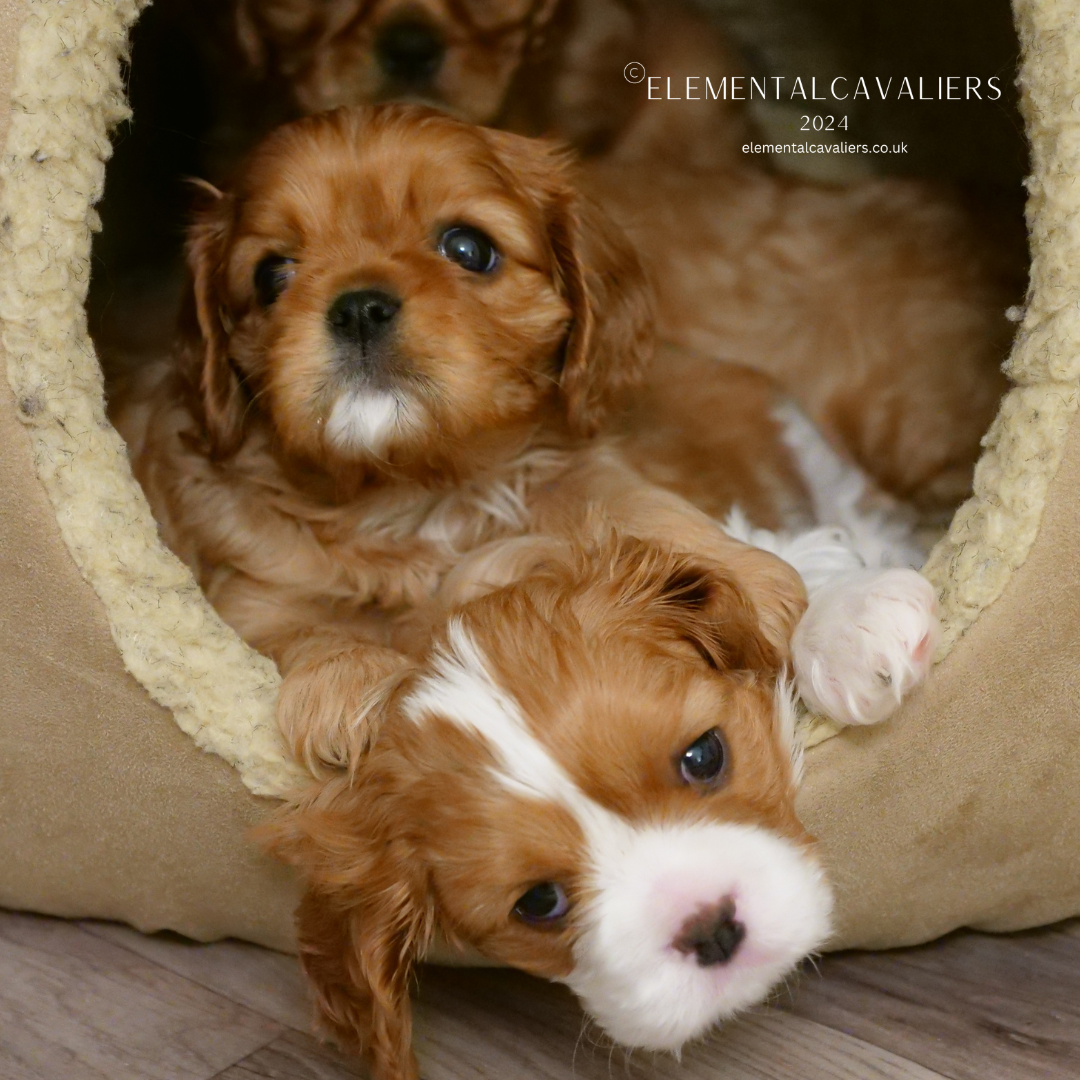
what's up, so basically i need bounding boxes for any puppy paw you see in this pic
[277,646,414,773]
[792,569,939,726]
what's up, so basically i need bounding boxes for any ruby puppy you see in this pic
[112,103,807,772]
[232,0,1022,513]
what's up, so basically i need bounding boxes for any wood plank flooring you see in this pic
[0,908,1076,1080]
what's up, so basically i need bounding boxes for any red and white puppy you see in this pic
[263,350,941,1080]
[269,533,833,1080]
[269,487,939,1080]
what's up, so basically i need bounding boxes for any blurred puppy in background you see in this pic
[233,0,754,167]
[585,161,1019,513]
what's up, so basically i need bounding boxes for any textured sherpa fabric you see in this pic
[0,0,1078,952]
[0,0,306,798]
[921,0,1080,654]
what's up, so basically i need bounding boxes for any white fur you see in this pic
[404,620,578,806]
[791,568,940,726]
[719,402,941,727]
[568,820,832,1051]
[723,506,865,600]
[404,628,832,1051]
[772,398,926,571]
[325,389,412,456]
[774,675,804,783]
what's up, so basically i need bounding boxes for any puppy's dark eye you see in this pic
[679,729,727,786]
[513,882,570,924]
[254,255,296,306]
[438,225,499,273]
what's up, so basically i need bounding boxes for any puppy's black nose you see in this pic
[674,899,745,967]
[328,289,401,347]
[375,19,445,84]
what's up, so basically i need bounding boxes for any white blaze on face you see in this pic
[404,623,833,1052]
[325,389,412,456]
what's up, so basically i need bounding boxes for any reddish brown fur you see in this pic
[583,162,1021,511]
[112,104,813,773]
[266,535,808,1080]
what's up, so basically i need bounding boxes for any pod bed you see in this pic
[0,0,1077,954]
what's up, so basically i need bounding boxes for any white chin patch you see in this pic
[566,822,833,1053]
[325,390,413,456]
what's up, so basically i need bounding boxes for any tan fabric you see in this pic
[803,408,1080,948]
[0,0,305,802]
[0,0,297,949]
[0,365,300,948]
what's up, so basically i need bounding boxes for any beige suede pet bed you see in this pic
[0,0,1078,955]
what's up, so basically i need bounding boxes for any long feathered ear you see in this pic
[262,775,434,1080]
[179,182,245,459]
[549,189,655,434]
[480,128,654,435]
[611,539,787,675]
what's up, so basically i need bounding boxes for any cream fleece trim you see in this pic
[803,0,1079,750]
[920,0,1080,650]
[0,0,306,798]
[0,0,1073,779]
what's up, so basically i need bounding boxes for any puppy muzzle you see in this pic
[328,288,402,381]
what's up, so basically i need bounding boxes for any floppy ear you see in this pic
[262,776,434,1080]
[480,129,654,435]
[178,183,245,459]
[549,189,655,434]
[613,539,786,675]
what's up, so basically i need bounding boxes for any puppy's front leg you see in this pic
[207,573,415,772]
[721,518,940,725]
[272,630,415,773]
[791,568,939,726]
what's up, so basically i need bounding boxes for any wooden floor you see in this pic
[1,908,1077,1080]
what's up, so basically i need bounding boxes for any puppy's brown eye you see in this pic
[678,729,727,787]
[254,255,296,306]
[513,882,570,924]
[438,225,499,273]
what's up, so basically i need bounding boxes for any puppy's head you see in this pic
[236,0,559,121]
[182,104,650,473]
[269,537,831,1078]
